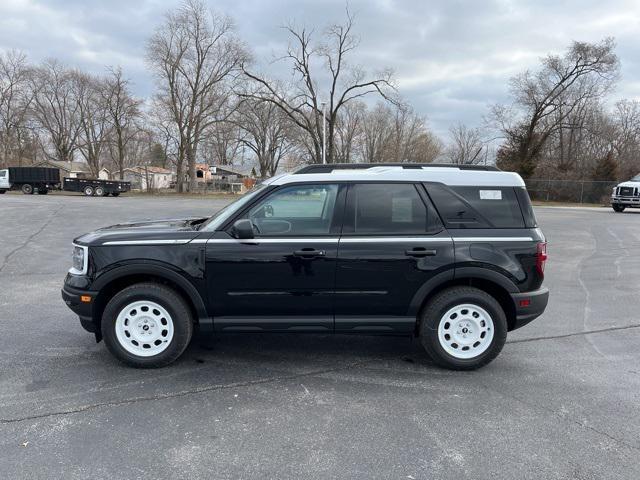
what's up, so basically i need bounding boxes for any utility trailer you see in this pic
[63,177,131,197]
[0,167,60,194]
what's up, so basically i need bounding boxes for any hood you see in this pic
[74,217,208,246]
[616,181,640,188]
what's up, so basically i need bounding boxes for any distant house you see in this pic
[34,160,91,183]
[98,168,111,180]
[209,165,253,193]
[123,166,175,191]
[194,163,213,183]
[209,165,247,181]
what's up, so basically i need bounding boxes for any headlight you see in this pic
[70,244,88,275]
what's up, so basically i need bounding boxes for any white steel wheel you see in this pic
[437,303,494,359]
[84,186,94,196]
[95,187,105,196]
[114,300,175,357]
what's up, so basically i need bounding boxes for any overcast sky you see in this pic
[1,0,639,139]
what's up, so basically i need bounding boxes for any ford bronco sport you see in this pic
[62,164,549,370]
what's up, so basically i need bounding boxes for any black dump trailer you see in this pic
[63,177,131,197]
[0,167,61,194]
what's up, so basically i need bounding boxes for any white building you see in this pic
[123,166,175,191]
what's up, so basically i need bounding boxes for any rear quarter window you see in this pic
[426,184,525,229]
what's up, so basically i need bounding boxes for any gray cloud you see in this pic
[0,0,638,139]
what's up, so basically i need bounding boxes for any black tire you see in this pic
[0,190,6,194]
[612,204,625,212]
[21,183,33,194]
[39,188,48,195]
[94,186,105,197]
[419,286,508,371]
[101,283,193,368]
[112,192,120,197]
[83,186,94,196]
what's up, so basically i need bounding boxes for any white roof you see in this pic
[266,166,525,188]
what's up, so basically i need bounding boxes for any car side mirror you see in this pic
[231,219,254,239]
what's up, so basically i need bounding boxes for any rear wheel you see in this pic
[0,190,6,194]
[101,283,193,368]
[39,188,48,195]
[83,186,94,196]
[419,286,507,370]
[21,184,33,195]
[112,192,120,197]
[612,204,625,212]
[94,186,105,197]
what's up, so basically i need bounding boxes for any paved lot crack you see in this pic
[0,358,378,425]
[506,323,640,344]
[0,205,63,275]
[479,382,640,453]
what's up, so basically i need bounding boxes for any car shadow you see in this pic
[184,331,432,368]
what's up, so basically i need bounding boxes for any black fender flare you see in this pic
[91,262,209,321]
[408,267,519,317]
[454,267,520,293]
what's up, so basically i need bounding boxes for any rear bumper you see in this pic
[61,284,98,333]
[509,287,549,331]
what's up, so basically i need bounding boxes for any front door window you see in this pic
[244,184,339,236]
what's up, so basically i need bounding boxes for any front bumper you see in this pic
[509,287,549,331]
[611,195,640,206]
[61,283,98,333]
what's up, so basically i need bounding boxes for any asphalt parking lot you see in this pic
[1,193,639,480]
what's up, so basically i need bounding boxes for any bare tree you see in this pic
[446,123,484,164]
[358,102,441,163]
[0,50,33,167]
[234,96,292,177]
[76,73,111,176]
[493,38,619,177]
[360,102,390,163]
[242,10,396,164]
[147,0,247,191]
[28,60,84,163]
[104,67,142,179]
[200,96,244,166]
[334,100,364,163]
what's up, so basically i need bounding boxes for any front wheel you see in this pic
[612,204,625,212]
[21,184,33,194]
[419,286,507,370]
[101,283,193,368]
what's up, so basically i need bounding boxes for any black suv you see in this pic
[62,164,549,370]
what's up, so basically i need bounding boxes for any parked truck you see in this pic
[0,167,60,194]
[0,166,131,196]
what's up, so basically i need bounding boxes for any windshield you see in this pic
[199,183,269,231]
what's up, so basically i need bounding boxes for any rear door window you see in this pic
[426,184,525,228]
[343,183,441,235]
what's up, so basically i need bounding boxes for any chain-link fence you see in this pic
[524,179,617,204]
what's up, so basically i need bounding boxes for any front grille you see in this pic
[618,186,635,196]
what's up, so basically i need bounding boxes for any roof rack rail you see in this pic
[294,163,500,174]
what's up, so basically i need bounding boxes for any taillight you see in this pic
[536,242,548,276]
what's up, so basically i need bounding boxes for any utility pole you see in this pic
[321,102,327,164]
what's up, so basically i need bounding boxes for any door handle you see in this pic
[405,248,437,257]
[293,249,326,258]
